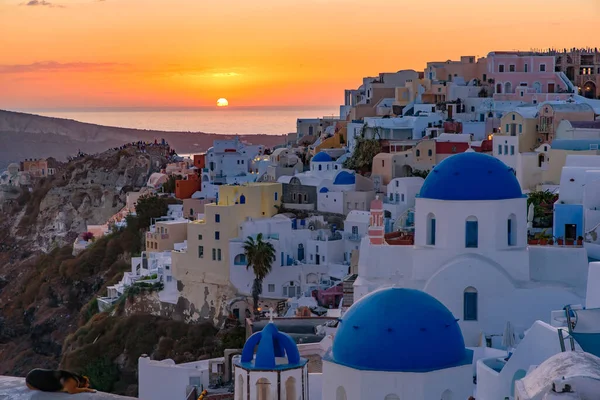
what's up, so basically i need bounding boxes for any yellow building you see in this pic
[146,220,189,253]
[171,182,282,323]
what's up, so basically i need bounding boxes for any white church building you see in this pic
[355,152,589,346]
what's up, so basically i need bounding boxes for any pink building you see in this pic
[315,283,343,308]
[486,52,574,102]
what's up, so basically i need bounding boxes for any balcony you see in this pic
[383,196,401,205]
[311,231,343,241]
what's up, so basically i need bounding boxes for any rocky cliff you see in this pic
[0,148,244,397]
[8,146,165,252]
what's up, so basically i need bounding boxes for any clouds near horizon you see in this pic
[23,0,65,8]
[0,61,126,74]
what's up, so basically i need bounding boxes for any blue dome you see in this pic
[238,322,306,370]
[326,288,472,372]
[333,171,356,185]
[319,187,329,193]
[419,152,522,201]
[312,152,333,162]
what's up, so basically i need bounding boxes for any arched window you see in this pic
[465,216,478,248]
[318,164,322,171]
[496,83,502,94]
[285,377,296,400]
[336,386,347,400]
[504,82,512,94]
[236,375,244,400]
[239,194,246,204]
[441,389,454,400]
[464,287,478,321]
[384,395,400,400]
[426,213,436,245]
[256,378,271,400]
[234,254,247,265]
[416,149,421,157]
[538,153,545,168]
[306,273,318,284]
[508,214,517,246]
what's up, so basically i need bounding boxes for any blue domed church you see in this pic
[355,152,586,347]
[322,288,473,400]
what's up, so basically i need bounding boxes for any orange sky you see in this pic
[1,0,598,109]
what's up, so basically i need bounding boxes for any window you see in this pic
[499,64,505,73]
[519,124,522,134]
[506,124,509,133]
[268,284,275,293]
[509,64,515,72]
[198,246,204,258]
[504,145,508,154]
[215,231,220,240]
[382,160,385,167]
[427,213,436,245]
[239,194,246,204]
[428,149,432,156]
[234,254,246,265]
[464,287,478,321]
[256,378,271,400]
[524,63,528,73]
[395,181,399,187]
[198,234,203,240]
[416,149,421,157]
[498,145,502,154]
[465,216,478,248]
[510,146,514,155]
[215,214,220,223]
[166,276,172,282]
[336,386,347,400]
[274,192,278,201]
[539,64,546,72]
[212,248,216,260]
[512,115,515,121]
[217,248,222,261]
[318,164,322,171]
[401,193,405,202]
[508,214,517,246]
[285,377,296,400]
[241,160,244,164]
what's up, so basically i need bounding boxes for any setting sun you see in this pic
[216,98,229,107]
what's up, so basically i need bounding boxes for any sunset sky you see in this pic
[1,0,598,109]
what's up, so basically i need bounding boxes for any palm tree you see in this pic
[243,233,276,316]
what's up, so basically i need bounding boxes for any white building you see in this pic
[317,171,376,215]
[383,176,424,223]
[343,210,370,263]
[196,137,264,198]
[229,215,349,300]
[355,152,588,347]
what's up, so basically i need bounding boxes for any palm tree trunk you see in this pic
[252,278,262,316]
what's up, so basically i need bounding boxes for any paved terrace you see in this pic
[0,377,134,400]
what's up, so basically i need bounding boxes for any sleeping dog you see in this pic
[25,369,97,394]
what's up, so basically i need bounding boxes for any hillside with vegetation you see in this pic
[0,149,245,397]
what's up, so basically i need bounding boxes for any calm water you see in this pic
[30,107,339,135]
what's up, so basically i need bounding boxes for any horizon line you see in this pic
[8,105,339,113]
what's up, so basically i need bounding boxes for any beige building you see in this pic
[537,102,595,142]
[146,220,189,253]
[172,183,282,324]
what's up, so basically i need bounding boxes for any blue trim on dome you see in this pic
[326,288,473,372]
[333,171,356,185]
[419,152,523,201]
[312,152,333,162]
[239,322,304,370]
[320,187,329,193]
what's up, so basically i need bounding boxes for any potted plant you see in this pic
[566,237,575,246]
[548,237,554,246]
[538,229,550,246]
[557,236,564,245]
[577,236,584,246]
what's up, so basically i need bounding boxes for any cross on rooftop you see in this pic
[268,307,276,322]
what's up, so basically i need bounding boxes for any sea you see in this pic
[29,106,339,135]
